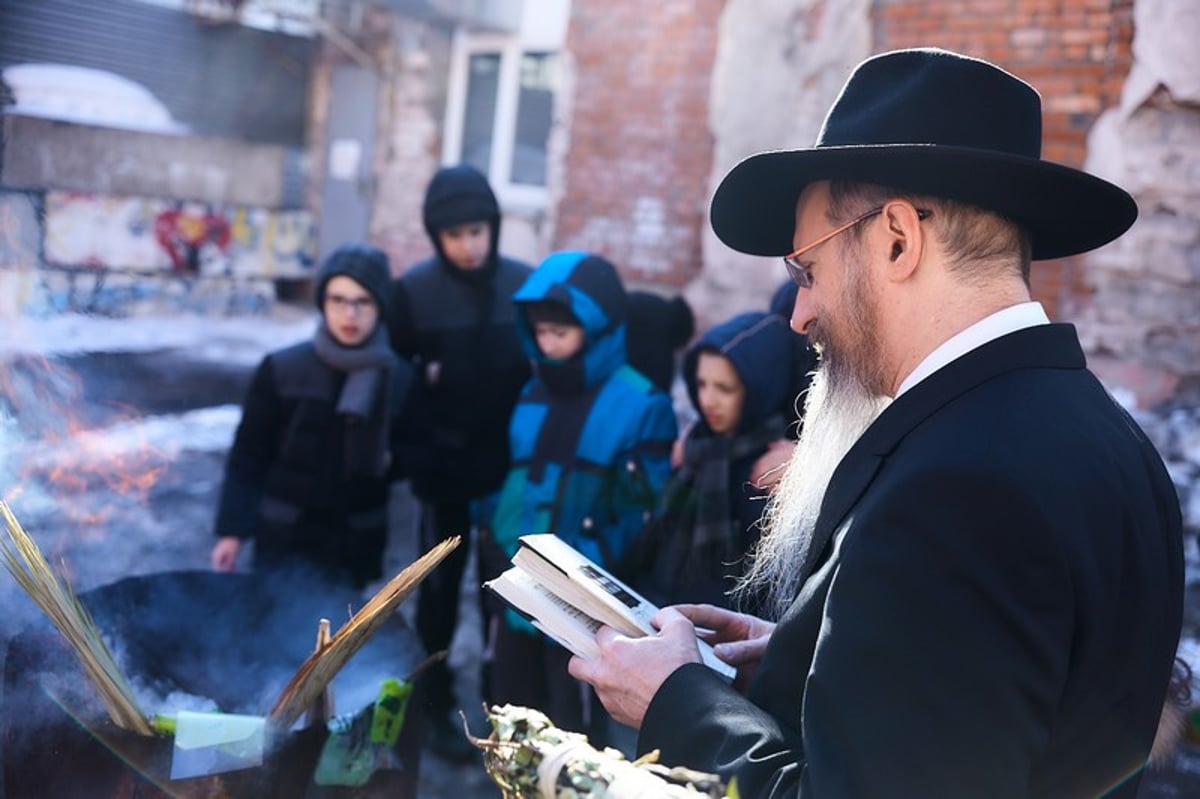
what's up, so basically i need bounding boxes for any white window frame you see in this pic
[446,1,566,214]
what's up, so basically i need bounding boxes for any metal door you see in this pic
[317,63,379,261]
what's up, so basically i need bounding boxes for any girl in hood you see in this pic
[631,311,796,611]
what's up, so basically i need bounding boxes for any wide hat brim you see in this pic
[710,49,1138,262]
[710,145,1136,261]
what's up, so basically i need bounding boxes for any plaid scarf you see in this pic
[627,415,785,595]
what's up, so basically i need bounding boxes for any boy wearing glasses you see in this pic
[212,244,421,590]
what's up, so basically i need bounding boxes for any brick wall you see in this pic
[869,0,1135,319]
[560,0,1134,317]
[553,0,723,286]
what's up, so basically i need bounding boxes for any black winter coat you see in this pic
[214,341,421,586]
[639,325,1184,798]
[389,256,531,504]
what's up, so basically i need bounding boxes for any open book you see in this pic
[485,533,737,681]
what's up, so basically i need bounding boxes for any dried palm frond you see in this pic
[268,536,460,730]
[0,500,153,735]
[305,618,335,726]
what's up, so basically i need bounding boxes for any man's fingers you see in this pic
[673,602,734,627]
[651,605,693,633]
[713,634,771,665]
[595,624,622,647]
[567,654,591,682]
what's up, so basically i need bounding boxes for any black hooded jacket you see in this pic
[388,165,533,503]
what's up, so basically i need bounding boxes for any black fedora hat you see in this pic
[710,48,1137,261]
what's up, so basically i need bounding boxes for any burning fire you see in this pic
[1,350,168,527]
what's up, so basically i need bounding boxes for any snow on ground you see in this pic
[0,307,317,362]
[18,405,242,464]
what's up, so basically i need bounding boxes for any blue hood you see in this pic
[684,311,793,435]
[514,251,628,390]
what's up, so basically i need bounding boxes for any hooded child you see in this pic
[386,163,533,758]
[484,251,678,741]
[630,311,795,611]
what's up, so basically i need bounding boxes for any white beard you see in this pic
[735,357,890,619]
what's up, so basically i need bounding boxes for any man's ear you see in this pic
[880,201,926,281]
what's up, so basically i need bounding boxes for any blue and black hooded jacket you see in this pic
[491,252,678,615]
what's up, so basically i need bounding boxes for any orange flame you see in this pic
[1,350,167,527]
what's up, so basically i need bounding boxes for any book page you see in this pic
[485,567,602,660]
[513,541,654,638]
[514,534,737,681]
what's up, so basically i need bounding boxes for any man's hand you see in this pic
[211,536,242,572]
[749,439,795,490]
[674,603,775,689]
[568,607,703,729]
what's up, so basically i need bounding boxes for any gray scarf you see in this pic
[312,322,398,478]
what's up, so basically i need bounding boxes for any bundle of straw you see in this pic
[0,500,153,735]
[268,535,460,730]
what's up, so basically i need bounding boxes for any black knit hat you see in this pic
[314,243,391,315]
[710,48,1137,261]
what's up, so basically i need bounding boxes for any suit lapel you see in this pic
[796,324,1086,585]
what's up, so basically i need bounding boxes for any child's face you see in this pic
[534,321,586,361]
[323,275,379,347]
[437,221,491,270]
[695,351,745,436]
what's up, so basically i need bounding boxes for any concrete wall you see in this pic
[0,114,315,317]
[691,0,872,325]
[0,191,42,316]
[2,115,292,208]
[1076,0,1200,406]
[368,11,453,273]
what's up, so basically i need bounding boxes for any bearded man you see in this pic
[569,48,1184,798]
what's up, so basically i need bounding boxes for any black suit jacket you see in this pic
[639,324,1184,798]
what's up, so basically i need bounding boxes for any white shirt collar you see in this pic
[894,301,1050,397]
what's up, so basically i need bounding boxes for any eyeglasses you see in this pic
[325,294,376,313]
[783,207,931,289]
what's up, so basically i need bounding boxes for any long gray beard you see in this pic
[735,358,890,619]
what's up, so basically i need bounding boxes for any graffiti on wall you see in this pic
[44,192,316,278]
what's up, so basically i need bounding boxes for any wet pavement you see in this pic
[1,340,1197,797]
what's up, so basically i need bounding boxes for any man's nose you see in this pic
[790,287,815,335]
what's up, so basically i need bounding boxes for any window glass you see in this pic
[462,52,501,175]
[510,52,556,186]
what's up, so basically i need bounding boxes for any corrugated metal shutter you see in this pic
[0,0,314,147]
